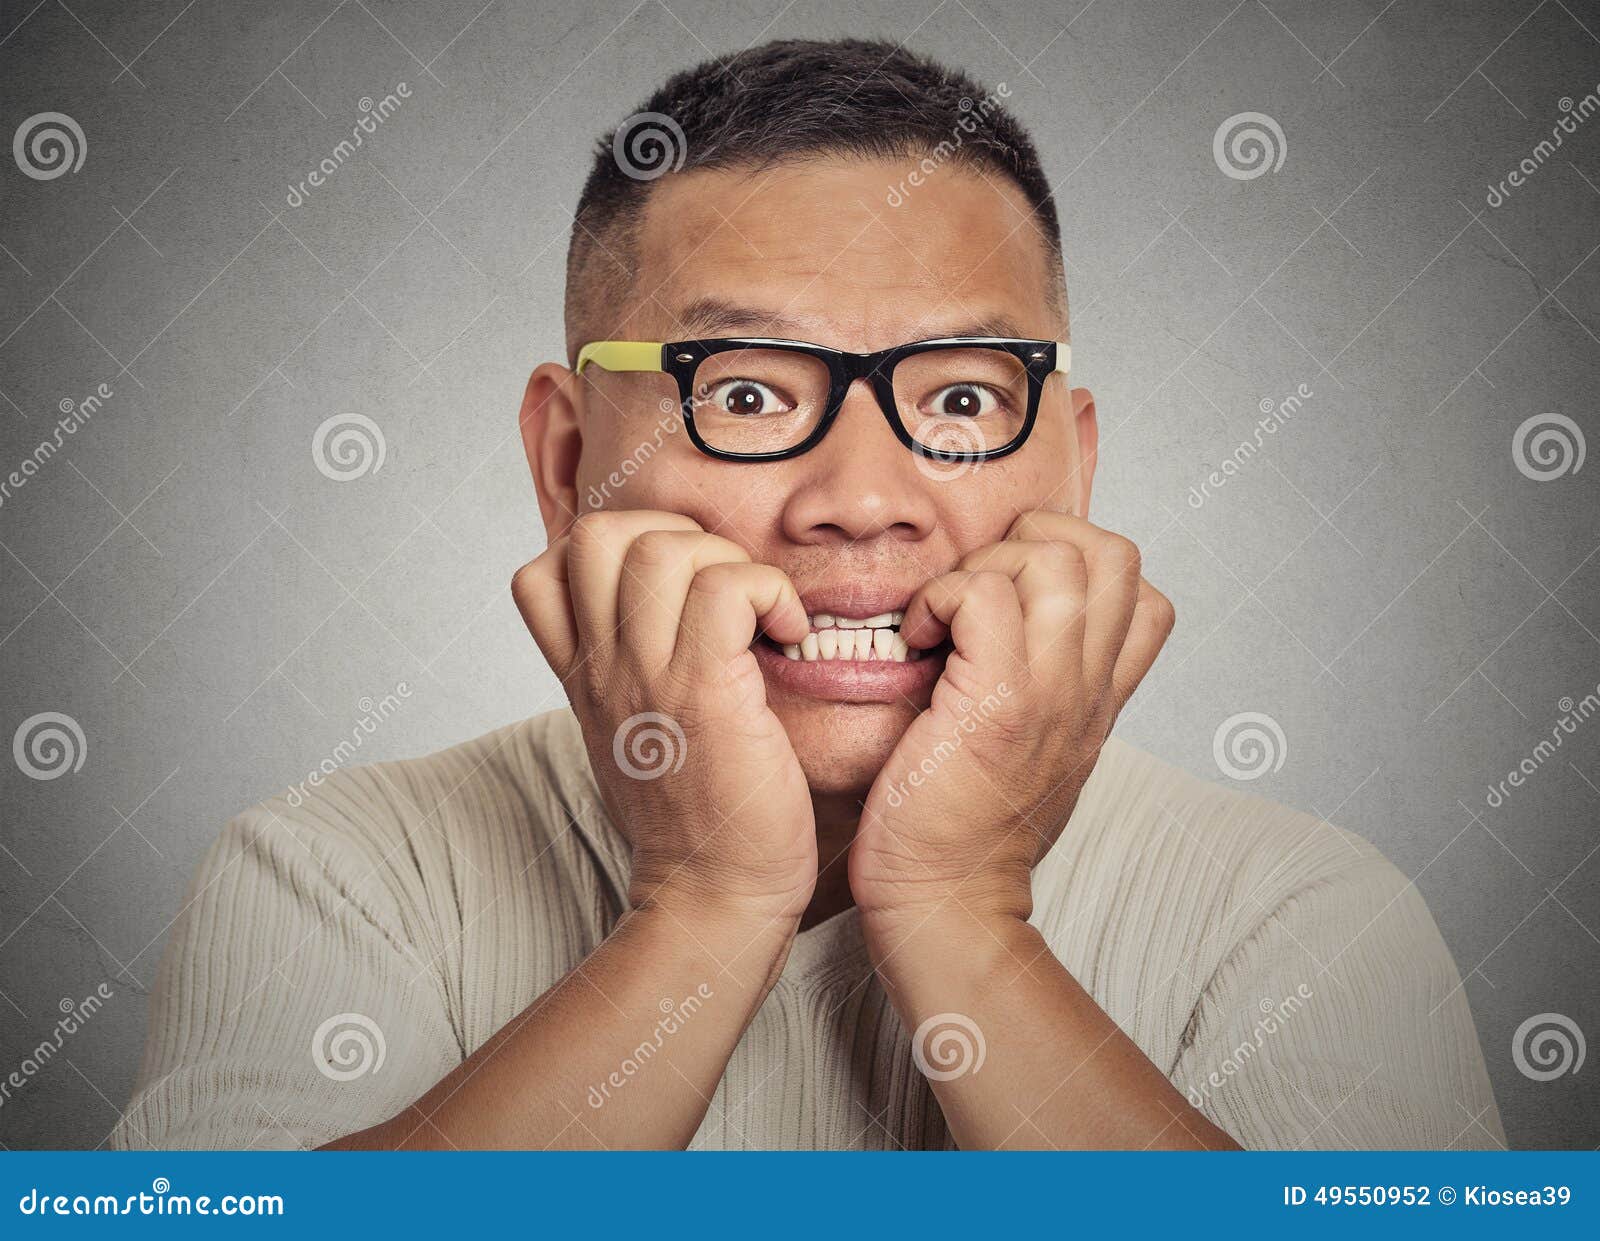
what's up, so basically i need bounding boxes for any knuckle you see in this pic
[626,529,685,570]
[509,560,540,601]
[510,552,561,609]
[958,543,1001,573]
[1007,510,1053,541]
[654,657,699,706]
[968,570,1014,602]
[701,534,750,565]
[568,510,616,550]
[687,559,739,599]
[1102,534,1142,577]
[1150,590,1177,633]
[1034,541,1070,570]
[1048,541,1086,580]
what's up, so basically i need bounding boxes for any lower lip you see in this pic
[753,638,945,703]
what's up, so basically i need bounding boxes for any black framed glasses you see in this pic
[574,336,1070,463]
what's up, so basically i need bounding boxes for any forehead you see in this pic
[628,156,1060,347]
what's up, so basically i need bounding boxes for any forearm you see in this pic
[865,906,1239,1150]
[324,894,795,1149]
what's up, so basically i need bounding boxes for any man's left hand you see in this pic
[849,510,1175,930]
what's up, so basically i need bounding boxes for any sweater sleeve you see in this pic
[1172,842,1505,1150]
[111,803,462,1150]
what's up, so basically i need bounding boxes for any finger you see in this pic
[958,540,1087,677]
[900,569,1027,680]
[1108,578,1175,718]
[618,530,754,669]
[511,539,578,679]
[1008,511,1142,685]
[566,510,703,654]
[670,561,808,679]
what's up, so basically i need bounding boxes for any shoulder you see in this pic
[1035,736,1434,1012]
[1060,734,1408,911]
[1041,740,1500,1147]
[203,709,616,915]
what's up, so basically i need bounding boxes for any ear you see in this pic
[1070,385,1098,517]
[519,362,584,539]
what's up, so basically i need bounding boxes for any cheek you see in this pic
[940,451,1071,552]
[576,432,777,535]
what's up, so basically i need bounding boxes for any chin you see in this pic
[751,618,947,800]
[772,698,917,799]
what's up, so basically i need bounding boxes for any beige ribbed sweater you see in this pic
[113,709,1503,1150]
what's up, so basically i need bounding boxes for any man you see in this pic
[115,39,1502,1151]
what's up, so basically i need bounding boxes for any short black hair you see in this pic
[564,37,1065,361]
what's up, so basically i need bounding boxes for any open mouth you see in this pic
[751,587,950,703]
[759,611,926,663]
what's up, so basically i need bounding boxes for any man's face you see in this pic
[554,156,1092,798]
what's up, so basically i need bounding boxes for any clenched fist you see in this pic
[849,510,1175,929]
[512,511,817,926]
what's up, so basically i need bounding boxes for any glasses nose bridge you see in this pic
[833,348,900,430]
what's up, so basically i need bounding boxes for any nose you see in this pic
[779,380,939,546]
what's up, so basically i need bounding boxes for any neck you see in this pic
[803,790,863,931]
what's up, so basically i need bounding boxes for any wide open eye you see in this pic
[922,383,1004,418]
[700,378,793,417]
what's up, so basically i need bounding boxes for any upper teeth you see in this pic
[782,612,916,662]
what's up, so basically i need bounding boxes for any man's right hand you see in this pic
[512,510,817,929]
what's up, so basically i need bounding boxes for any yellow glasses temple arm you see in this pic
[1054,342,1071,375]
[574,341,665,374]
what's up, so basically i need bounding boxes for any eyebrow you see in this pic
[668,297,1031,343]
[673,297,807,337]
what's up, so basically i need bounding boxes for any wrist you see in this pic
[861,898,1040,981]
[631,878,801,964]
[857,866,1034,950]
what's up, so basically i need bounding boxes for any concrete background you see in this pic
[1,0,1596,1149]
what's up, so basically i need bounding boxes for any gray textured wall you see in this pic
[1,0,1596,1150]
